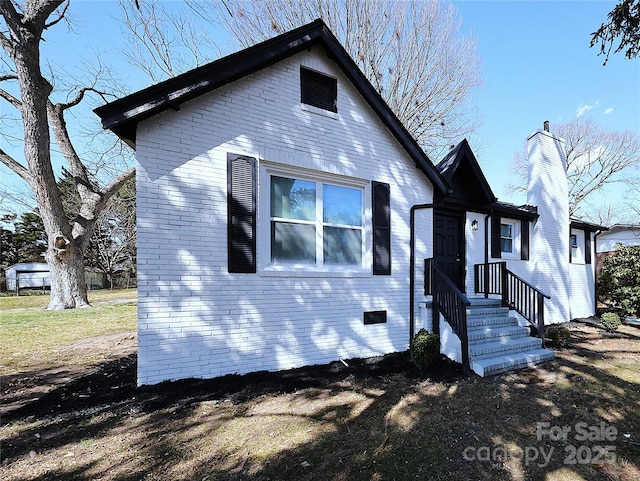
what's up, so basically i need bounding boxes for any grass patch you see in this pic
[0,288,137,310]
[0,294,136,373]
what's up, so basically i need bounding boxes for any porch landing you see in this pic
[465,297,555,377]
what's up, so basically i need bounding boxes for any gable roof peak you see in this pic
[94,18,448,195]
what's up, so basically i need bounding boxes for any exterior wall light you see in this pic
[471,219,479,231]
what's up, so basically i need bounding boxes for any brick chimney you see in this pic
[526,122,570,323]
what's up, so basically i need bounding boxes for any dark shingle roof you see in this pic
[436,139,497,207]
[94,19,448,195]
[570,219,608,232]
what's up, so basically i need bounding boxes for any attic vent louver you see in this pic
[300,67,337,113]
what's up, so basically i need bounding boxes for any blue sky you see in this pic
[1,0,638,216]
[454,0,639,204]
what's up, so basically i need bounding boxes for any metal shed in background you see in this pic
[5,262,51,292]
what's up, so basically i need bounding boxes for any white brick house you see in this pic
[96,20,603,384]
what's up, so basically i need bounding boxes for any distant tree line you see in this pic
[0,211,47,268]
[1,175,136,289]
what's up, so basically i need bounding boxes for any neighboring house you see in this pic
[95,20,602,385]
[595,224,640,271]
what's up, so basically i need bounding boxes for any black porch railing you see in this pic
[474,262,550,347]
[425,258,471,374]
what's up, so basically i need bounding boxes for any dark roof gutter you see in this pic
[570,219,608,232]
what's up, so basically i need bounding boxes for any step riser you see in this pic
[470,338,543,360]
[467,317,517,328]
[472,350,555,377]
[467,307,510,317]
[468,327,530,342]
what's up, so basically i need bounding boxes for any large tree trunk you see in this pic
[1,0,90,309]
[45,242,90,309]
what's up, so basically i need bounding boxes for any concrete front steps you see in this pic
[466,298,555,377]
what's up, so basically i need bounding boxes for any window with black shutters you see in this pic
[300,67,337,113]
[491,216,528,261]
[261,164,384,274]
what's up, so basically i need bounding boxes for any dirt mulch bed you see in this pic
[2,323,639,481]
[2,330,463,423]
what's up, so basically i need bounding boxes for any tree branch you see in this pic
[100,167,136,206]
[0,2,22,56]
[43,0,70,29]
[0,30,11,53]
[58,86,112,111]
[46,99,91,184]
[26,0,66,28]
[0,148,31,184]
[0,1,22,33]
[0,85,22,110]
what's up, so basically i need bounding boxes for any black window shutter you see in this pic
[372,181,391,275]
[227,154,257,273]
[491,215,502,259]
[300,67,337,113]
[585,230,592,264]
[520,220,530,260]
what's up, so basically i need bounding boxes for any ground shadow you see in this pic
[2,325,639,481]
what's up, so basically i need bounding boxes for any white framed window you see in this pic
[500,219,520,259]
[261,163,370,274]
[570,229,585,264]
[501,222,514,254]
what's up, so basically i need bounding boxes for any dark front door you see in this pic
[434,211,465,291]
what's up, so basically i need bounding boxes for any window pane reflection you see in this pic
[271,221,316,263]
[271,176,316,221]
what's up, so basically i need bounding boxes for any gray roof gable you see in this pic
[94,19,448,196]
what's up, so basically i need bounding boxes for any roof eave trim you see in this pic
[94,19,448,195]
[94,21,326,132]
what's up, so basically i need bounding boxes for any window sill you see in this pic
[301,103,339,120]
[260,267,370,278]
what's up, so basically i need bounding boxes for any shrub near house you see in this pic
[598,245,640,317]
[600,312,621,333]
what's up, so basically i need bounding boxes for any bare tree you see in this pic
[509,118,640,221]
[0,1,135,309]
[624,182,640,222]
[116,0,220,83]
[121,0,481,160]
[87,179,136,289]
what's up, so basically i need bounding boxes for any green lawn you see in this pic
[0,288,138,310]
[0,289,137,373]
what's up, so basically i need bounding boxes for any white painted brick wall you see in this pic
[526,129,570,324]
[465,211,487,295]
[568,230,597,319]
[135,48,435,385]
